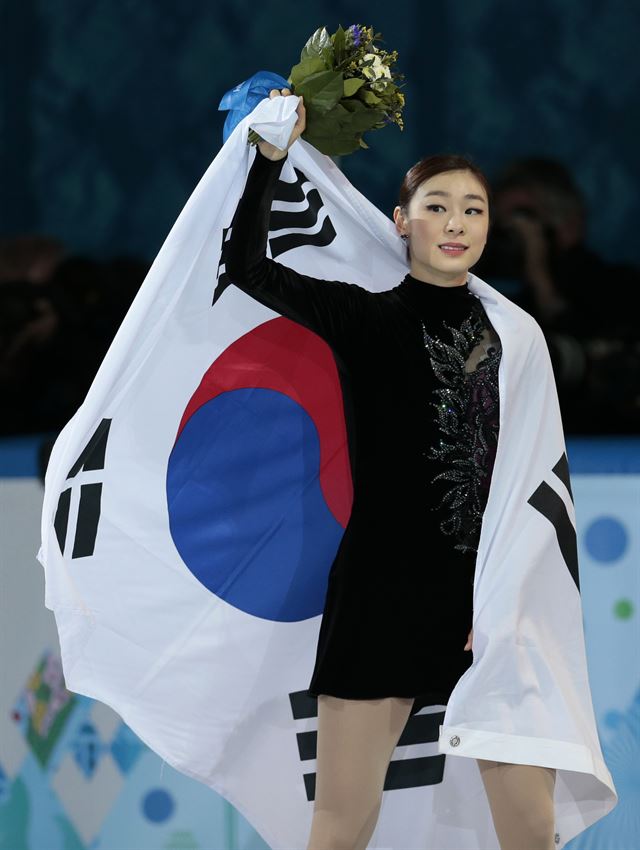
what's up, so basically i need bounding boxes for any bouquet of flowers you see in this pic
[248,24,405,156]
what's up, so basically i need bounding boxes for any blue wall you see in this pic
[3,0,639,265]
[1,436,638,848]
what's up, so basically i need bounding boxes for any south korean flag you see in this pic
[38,95,616,849]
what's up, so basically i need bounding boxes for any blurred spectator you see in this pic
[476,158,639,336]
[0,252,149,436]
[0,234,66,284]
[1,198,638,438]
[474,157,640,432]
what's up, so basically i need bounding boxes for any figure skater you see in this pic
[225,87,557,850]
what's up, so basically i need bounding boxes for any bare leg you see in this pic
[477,759,557,850]
[306,695,415,850]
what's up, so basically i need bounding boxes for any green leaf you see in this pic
[301,26,331,60]
[247,129,264,146]
[289,55,327,88]
[343,77,365,96]
[345,108,386,133]
[296,70,344,115]
[340,98,366,113]
[332,25,346,65]
[302,128,362,156]
[321,45,334,68]
[359,89,382,105]
[303,111,372,155]
[302,114,380,155]
[304,98,384,144]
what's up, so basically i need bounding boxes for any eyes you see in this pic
[426,203,485,216]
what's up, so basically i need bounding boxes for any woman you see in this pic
[225,87,557,850]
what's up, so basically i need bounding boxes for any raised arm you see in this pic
[221,93,368,351]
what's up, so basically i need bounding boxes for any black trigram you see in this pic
[267,165,337,258]
[212,164,337,305]
[53,419,111,559]
[527,451,579,590]
[289,691,446,801]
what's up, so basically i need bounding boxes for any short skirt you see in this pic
[307,500,475,716]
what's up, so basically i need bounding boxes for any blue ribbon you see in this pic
[218,71,291,143]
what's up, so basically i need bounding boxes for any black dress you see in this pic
[223,146,502,716]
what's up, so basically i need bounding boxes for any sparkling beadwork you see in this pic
[421,301,501,553]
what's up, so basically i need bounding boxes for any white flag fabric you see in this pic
[38,95,617,849]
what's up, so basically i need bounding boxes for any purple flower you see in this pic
[348,24,362,47]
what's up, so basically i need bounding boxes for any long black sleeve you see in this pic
[223,145,368,352]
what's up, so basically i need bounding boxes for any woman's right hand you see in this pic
[257,88,306,161]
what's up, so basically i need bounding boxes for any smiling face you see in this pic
[393,169,490,286]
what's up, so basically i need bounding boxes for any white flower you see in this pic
[360,52,392,81]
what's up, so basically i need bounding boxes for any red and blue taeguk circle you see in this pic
[166,317,353,623]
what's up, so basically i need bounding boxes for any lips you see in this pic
[439,243,468,255]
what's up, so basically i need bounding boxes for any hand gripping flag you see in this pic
[38,94,617,849]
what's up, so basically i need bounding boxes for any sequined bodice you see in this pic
[421,298,502,554]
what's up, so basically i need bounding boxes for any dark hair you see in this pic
[397,154,491,261]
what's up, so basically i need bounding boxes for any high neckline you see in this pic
[398,272,471,301]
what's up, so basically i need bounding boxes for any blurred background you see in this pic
[1,1,638,848]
